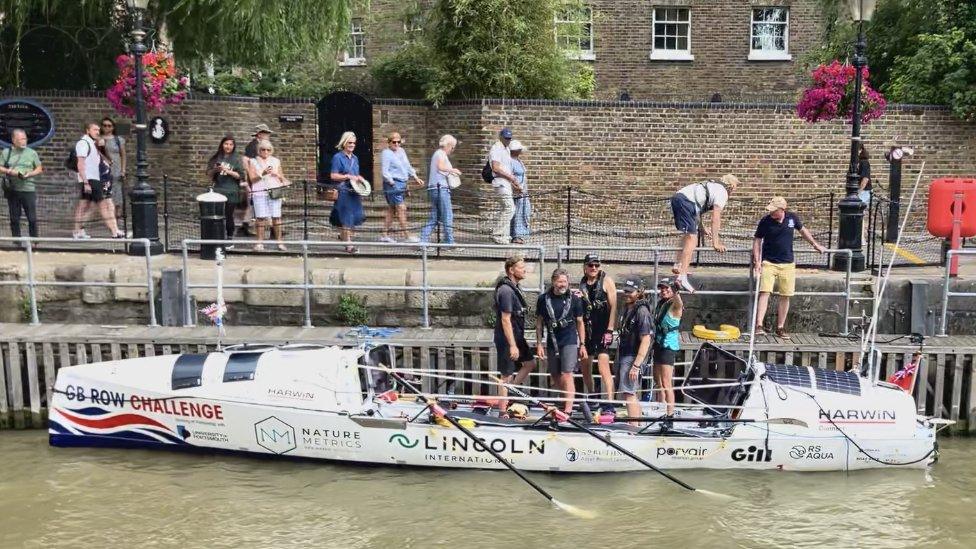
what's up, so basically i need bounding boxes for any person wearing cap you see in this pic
[508,140,531,244]
[489,128,519,245]
[616,278,653,419]
[669,174,739,293]
[329,131,368,254]
[380,132,424,243]
[752,196,826,338]
[577,253,617,411]
[536,268,587,415]
[494,255,537,415]
[652,277,683,421]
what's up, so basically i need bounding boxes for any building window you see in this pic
[650,7,693,61]
[404,13,424,36]
[554,6,594,61]
[340,18,366,66]
[750,7,791,61]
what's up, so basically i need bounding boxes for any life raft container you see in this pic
[692,324,741,341]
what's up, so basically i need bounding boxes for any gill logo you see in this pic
[388,434,419,448]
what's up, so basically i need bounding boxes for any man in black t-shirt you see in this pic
[494,256,537,415]
[616,279,652,419]
[752,197,826,338]
[536,268,586,414]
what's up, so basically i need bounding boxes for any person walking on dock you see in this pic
[489,128,518,245]
[669,174,739,293]
[536,268,587,415]
[494,255,536,415]
[752,196,826,339]
[380,131,424,243]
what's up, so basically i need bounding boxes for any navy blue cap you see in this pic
[499,128,513,139]
[621,279,641,293]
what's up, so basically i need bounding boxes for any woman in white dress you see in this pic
[246,139,288,251]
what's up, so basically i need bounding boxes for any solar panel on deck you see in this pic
[814,368,861,396]
[764,365,811,388]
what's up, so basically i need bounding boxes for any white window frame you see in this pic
[554,6,595,61]
[403,13,424,35]
[340,18,367,66]
[650,7,694,61]
[749,7,792,61]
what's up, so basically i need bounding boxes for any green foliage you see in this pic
[20,292,38,323]
[335,294,369,325]
[572,63,595,100]
[372,0,588,104]
[0,0,357,90]
[813,0,976,120]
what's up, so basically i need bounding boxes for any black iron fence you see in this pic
[0,175,946,268]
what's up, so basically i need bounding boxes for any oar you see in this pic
[611,416,809,428]
[492,376,733,500]
[382,366,595,519]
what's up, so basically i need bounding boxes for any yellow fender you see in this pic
[692,324,742,341]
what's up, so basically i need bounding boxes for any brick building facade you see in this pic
[337,0,825,101]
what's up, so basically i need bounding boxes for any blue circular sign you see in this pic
[0,98,56,148]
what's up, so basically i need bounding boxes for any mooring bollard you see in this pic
[197,188,227,260]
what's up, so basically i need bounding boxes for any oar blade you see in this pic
[695,488,735,501]
[552,499,597,519]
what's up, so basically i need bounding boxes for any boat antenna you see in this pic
[858,161,926,380]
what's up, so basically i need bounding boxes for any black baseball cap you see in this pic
[657,277,674,288]
[584,253,600,265]
[621,279,641,293]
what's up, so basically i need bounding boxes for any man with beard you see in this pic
[494,255,537,415]
[577,254,616,414]
[616,279,653,420]
[536,268,587,415]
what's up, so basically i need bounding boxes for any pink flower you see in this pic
[797,61,886,124]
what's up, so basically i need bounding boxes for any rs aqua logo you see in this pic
[388,434,419,448]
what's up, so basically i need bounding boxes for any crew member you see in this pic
[669,174,739,293]
[577,254,616,413]
[652,278,683,420]
[616,279,653,420]
[494,255,537,415]
[536,268,587,415]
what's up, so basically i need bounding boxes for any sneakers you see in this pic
[753,325,766,336]
[276,243,287,252]
[378,235,395,243]
[676,273,695,293]
[775,327,790,339]
[72,230,91,240]
[253,243,264,251]
[404,236,420,243]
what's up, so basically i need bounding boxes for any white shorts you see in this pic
[252,191,282,219]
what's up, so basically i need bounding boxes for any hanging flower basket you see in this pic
[106,52,189,117]
[796,60,886,124]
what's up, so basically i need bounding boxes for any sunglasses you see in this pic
[101,123,113,127]
[390,140,402,144]
[586,263,601,268]
[259,148,272,152]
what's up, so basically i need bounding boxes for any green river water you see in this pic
[0,431,973,548]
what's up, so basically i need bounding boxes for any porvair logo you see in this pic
[389,434,419,448]
[656,446,709,460]
[731,446,773,462]
[789,444,835,460]
[254,416,296,454]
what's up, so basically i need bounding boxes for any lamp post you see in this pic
[126,0,163,256]
[832,0,876,273]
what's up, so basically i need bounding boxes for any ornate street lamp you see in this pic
[126,0,163,256]
[832,0,877,272]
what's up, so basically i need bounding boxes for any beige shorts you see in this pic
[759,261,796,297]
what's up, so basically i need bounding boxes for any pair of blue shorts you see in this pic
[384,179,407,206]
[671,193,698,234]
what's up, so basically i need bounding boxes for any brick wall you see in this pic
[337,0,824,101]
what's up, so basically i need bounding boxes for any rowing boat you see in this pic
[47,341,938,472]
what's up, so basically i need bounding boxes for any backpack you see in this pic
[65,140,91,172]
[480,160,493,183]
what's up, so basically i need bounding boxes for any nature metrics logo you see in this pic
[254,416,296,454]
[731,445,773,462]
[302,427,362,450]
[789,444,835,461]
[389,434,419,448]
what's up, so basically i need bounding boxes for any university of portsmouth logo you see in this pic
[254,416,296,454]
[731,445,773,462]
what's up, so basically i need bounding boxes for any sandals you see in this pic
[344,245,358,254]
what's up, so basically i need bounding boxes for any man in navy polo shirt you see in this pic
[752,197,826,338]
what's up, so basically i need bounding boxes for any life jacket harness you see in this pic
[580,271,609,316]
[653,298,679,345]
[619,299,652,339]
[495,276,527,320]
[544,290,575,332]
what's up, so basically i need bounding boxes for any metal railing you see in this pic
[180,240,546,329]
[939,249,976,336]
[0,237,157,326]
[557,245,854,333]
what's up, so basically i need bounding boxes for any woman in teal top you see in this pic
[0,128,43,237]
[652,278,683,419]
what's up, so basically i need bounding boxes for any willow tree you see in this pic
[0,0,359,89]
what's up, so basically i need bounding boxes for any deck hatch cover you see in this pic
[813,368,862,396]
[172,353,207,390]
[764,365,812,389]
[223,352,263,382]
